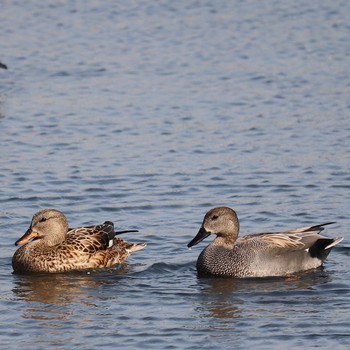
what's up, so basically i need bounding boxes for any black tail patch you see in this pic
[309,238,337,261]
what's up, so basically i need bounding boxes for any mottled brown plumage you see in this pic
[188,206,343,278]
[12,209,146,274]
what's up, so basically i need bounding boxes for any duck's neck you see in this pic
[213,235,235,248]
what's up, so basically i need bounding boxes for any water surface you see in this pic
[0,1,349,349]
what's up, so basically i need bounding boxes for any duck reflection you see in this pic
[195,278,244,320]
[198,278,243,320]
[194,270,332,321]
[12,264,130,305]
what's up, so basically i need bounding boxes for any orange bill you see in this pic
[15,229,40,246]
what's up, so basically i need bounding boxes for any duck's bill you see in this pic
[15,228,40,246]
[187,227,210,248]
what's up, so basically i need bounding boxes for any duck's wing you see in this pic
[66,221,115,251]
[241,222,338,252]
[68,221,138,239]
[288,222,335,234]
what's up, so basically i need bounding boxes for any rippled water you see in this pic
[1,1,349,349]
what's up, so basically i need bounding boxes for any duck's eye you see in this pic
[39,217,48,223]
[211,215,219,220]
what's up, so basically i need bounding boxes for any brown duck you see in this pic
[188,206,343,278]
[12,209,146,274]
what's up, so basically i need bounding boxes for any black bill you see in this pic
[187,227,211,248]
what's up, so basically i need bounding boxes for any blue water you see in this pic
[1,1,349,349]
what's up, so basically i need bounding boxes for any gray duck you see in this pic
[188,206,343,278]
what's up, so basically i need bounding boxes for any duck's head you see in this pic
[15,209,69,246]
[188,206,240,248]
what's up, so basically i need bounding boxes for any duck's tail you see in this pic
[115,229,139,235]
[309,237,343,261]
[126,242,147,253]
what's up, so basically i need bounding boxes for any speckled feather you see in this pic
[12,209,146,274]
[188,206,343,278]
